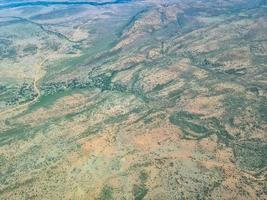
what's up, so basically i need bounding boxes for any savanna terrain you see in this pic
[0,0,266,199]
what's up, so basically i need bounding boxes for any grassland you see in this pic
[0,0,266,199]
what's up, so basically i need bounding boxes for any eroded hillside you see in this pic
[0,0,266,199]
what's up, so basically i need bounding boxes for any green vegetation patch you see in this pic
[208,117,234,146]
[169,112,234,144]
[233,139,267,172]
[79,126,102,139]
[98,185,114,200]
[0,124,31,146]
[0,38,17,59]
[168,89,183,99]
[132,184,148,200]
[23,44,37,55]
[88,72,114,91]
[26,88,86,113]
[169,111,211,140]
[139,171,148,183]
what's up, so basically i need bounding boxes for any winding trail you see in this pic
[0,58,47,117]
[33,58,48,99]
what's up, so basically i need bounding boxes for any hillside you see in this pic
[0,0,266,199]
